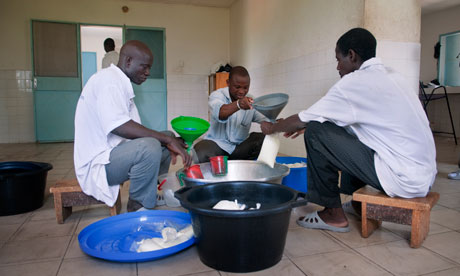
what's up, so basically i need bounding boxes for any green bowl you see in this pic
[171,116,210,148]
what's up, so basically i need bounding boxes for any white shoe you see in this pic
[447,170,460,180]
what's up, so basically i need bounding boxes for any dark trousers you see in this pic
[194,132,265,163]
[305,121,383,208]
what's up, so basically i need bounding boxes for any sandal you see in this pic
[297,211,350,233]
[448,170,460,180]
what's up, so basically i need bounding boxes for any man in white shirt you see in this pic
[194,66,267,163]
[101,38,119,69]
[74,40,191,212]
[261,28,436,232]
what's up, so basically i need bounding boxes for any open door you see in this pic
[125,27,167,131]
[32,20,81,142]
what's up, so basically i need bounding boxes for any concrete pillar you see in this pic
[363,0,421,93]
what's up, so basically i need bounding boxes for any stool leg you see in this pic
[410,210,430,248]
[361,202,381,238]
[53,193,63,224]
[53,192,72,224]
[110,191,122,216]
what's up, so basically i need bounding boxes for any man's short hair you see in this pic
[229,66,249,81]
[104,38,115,51]
[336,28,376,62]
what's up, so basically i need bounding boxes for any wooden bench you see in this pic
[352,186,440,248]
[50,179,121,224]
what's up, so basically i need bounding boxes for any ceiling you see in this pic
[420,0,460,14]
[127,0,236,8]
[128,0,460,13]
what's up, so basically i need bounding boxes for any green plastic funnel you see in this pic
[171,116,210,152]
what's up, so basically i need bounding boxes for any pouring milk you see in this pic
[257,133,280,168]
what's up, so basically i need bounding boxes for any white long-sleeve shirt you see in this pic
[74,64,141,206]
[298,58,437,198]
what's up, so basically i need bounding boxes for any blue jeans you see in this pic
[105,133,172,208]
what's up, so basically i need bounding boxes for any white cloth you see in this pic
[298,58,436,198]
[204,87,267,154]
[102,51,119,69]
[74,64,141,206]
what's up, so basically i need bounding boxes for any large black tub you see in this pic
[0,161,53,216]
[175,181,307,273]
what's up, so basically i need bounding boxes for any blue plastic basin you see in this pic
[276,157,307,193]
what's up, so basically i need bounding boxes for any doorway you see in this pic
[80,26,123,86]
[32,21,168,142]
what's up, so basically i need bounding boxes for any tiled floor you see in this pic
[1,136,460,276]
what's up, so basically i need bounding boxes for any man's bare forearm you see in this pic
[272,114,307,133]
[111,120,172,145]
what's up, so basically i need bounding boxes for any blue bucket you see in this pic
[275,157,307,193]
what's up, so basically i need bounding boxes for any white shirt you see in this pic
[102,51,119,69]
[74,64,141,206]
[298,58,437,198]
[204,87,267,154]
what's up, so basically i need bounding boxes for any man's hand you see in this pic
[261,121,274,135]
[260,115,307,138]
[165,136,192,168]
[284,129,306,139]
[112,120,192,167]
[219,96,254,120]
[237,96,254,110]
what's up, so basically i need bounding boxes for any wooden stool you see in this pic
[50,179,121,224]
[352,186,439,248]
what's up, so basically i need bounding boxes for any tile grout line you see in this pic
[321,230,397,276]
[55,206,84,276]
[283,252,309,276]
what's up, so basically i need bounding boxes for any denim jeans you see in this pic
[105,132,173,209]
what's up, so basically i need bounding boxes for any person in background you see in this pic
[194,66,268,163]
[430,42,441,85]
[101,38,120,69]
[261,28,436,232]
[74,40,191,212]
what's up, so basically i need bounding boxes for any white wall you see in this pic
[0,0,229,143]
[230,0,364,156]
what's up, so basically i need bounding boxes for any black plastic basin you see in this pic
[175,181,307,273]
[0,161,53,216]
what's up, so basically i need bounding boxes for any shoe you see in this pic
[297,211,350,233]
[448,170,460,180]
[127,198,143,212]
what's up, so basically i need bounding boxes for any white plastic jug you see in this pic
[158,173,181,207]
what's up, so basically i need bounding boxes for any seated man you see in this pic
[194,66,267,163]
[74,40,191,212]
[261,28,437,232]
